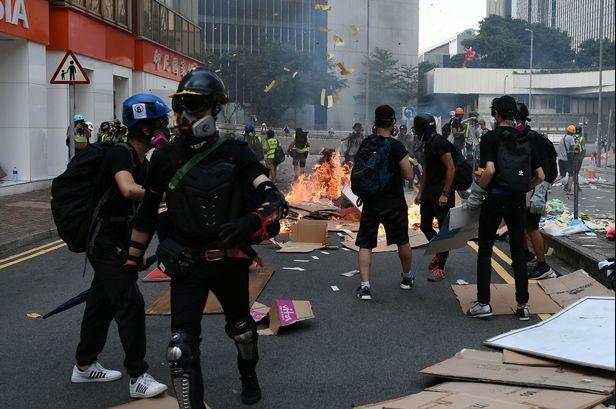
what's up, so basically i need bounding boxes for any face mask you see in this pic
[516,123,526,133]
[150,129,170,150]
[192,115,217,139]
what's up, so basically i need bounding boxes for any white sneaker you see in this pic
[129,373,167,399]
[467,301,493,318]
[71,362,122,383]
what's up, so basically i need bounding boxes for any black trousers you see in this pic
[76,239,148,378]
[420,189,455,268]
[170,258,256,374]
[477,193,529,305]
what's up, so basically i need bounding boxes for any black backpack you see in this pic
[528,130,558,184]
[274,141,286,165]
[449,141,474,191]
[495,131,532,193]
[351,136,392,202]
[294,131,308,149]
[51,142,130,253]
[248,136,264,161]
[442,121,452,138]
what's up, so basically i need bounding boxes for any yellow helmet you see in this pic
[567,125,576,134]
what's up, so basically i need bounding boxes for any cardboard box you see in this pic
[250,302,270,323]
[277,220,328,253]
[258,300,314,336]
[538,270,615,308]
[420,349,615,395]
[452,283,563,315]
[427,382,608,409]
[502,349,559,367]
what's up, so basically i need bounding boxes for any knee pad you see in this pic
[167,331,204,409]
[225,318,258,361]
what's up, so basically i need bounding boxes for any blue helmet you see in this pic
[122,93,171,128]
[73,114,86,122]
[245,123,255,133]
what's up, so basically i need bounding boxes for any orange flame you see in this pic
[286,152,350,204]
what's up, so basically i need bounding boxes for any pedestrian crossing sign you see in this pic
[50,50,90,84]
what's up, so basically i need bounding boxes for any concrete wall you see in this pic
[326,0,419,130]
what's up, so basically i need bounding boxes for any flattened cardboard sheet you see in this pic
[452,283,562,315]
[145,267,275,316]
[355,390,530,409]
[502,349,559,367]
[486,297,616,371]
[426,382,608,409]
[278,219,328,253]
[420,349,615,395]
[538,270,615,308]
[109,394,211,409]
[258,300,314,336]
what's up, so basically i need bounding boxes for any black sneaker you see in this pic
[356,286,372,300]
[524,250,536,263]
[240,373,262,405]
[528,263,556,280]
[516,306,530,321]
[400,276,415,290]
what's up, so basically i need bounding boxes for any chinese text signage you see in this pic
[136,39,201,82]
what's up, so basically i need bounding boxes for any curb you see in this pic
[0,228,58,258]
[541,231,612,289]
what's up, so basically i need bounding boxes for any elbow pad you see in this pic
[250,181,289,242]
[132,190,163,234]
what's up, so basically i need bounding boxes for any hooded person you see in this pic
[125,68,288,408]
[413,113,456,281]
[341,122,365,165]
[71,93,171,400]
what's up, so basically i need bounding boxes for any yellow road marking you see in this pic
[0,242,66,270]
[467,241,550,321]
[0,239,64,265]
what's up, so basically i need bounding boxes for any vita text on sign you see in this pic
[0,0,29,28]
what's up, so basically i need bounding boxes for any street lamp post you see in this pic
[525,28,534,110]
[364,0,371,128]
[596,0,605,167]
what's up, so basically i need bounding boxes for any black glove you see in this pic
[219,215,261,247]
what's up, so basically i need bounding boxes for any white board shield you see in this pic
[485,296,615,371]
[50,50,90,84]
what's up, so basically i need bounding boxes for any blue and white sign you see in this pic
[402,106,416,120]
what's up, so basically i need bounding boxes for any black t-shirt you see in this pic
[360,135,408,209]
[96,144,147,219]
[423,133,453,195]
[480,126,540,192]
[145,139,267,194]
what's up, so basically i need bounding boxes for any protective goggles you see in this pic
[172,94,213,114]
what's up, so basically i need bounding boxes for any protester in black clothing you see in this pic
[463,96,545,321]
[341,122,364,164]
[354,105,415,300]
[72,94,170,399]
[126,69,288,408]
[451,107,465,152]
[413,114,456,282]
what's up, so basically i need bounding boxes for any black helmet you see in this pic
[100,121,111,133]
[374,105,396,128]
[494,95,517,120]
[352,122,362,130]
[413,113,436,140]
[576,125,582,133]
[172,68,229,116]
[516,102,531,122]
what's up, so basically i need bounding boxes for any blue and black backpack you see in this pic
[351,136,392,203]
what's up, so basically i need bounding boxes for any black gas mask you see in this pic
[172,94,220,150]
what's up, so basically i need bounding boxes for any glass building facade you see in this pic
[516,0,615,49]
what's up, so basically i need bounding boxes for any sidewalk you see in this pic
[0,189,56,257]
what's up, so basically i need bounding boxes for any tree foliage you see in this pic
[576,38,616,68]
[459,15,576,69]
[204,42,346,126]
[355,48,420,117]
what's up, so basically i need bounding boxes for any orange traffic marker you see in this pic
[142,268,171,282]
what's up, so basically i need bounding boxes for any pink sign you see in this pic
[275,300,298,326]
[250,308,268,323]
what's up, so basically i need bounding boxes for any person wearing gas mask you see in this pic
[71,94,170,399]
[413,114,456,281]
[125,69,288,407]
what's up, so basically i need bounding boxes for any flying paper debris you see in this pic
[326,52,334,60]
[334,35,345,47]
[264,80,277,93]
[320,88,327,106]
[315,3,332,11]
[351,25,360,35]
[319,27,333,33]
[327,95,334,108]
[337,62,355,76]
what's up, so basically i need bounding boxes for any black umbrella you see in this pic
[42,255,157,319]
